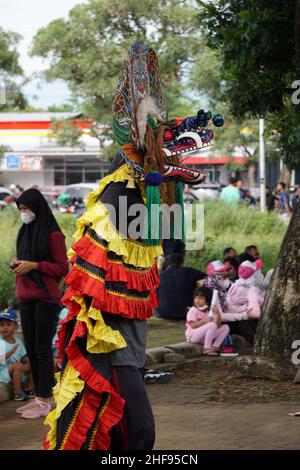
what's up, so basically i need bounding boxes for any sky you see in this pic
[1,0,89,108]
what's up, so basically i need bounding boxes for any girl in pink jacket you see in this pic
[186,286,229,356]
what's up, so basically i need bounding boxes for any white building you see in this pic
[0,113,110,188]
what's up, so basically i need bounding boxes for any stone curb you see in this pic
[145,342,203,367]
[145,335,248,367]
[0,383,12,404]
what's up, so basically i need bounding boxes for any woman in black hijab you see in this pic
[11,189,68,419]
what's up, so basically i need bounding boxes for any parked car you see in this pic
[39,185,66,209]
[57,183,99,216]
[187,183,221,202]
[0,186,13,209]
[0,186,12,201]
[183,190,198,205]
[62,183,99,201]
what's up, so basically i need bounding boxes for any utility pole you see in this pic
[259,118,266,211]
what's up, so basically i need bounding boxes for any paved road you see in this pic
[0,384,299,450]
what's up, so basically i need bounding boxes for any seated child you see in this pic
[52,307,69,372]
[185,286,229,356]
[0,308,33,401]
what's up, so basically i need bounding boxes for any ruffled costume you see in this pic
[44,164,162,450]
[44,39,223,450]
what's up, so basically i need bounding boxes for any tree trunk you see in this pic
[247,161,256,188]
[255,200,300,361]
[295,0,300,71]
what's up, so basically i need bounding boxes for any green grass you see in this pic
[0,208,22,309]
[147,317,186,348]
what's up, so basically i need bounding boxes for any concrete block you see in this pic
[0,383,11,404]
[163,353,186,364]
[145,347,172,365]
[165,342,203,358]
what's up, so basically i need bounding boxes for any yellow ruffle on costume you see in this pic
[45,363,85,450]
[45,297,127,450]
[74,296,127,354]
[68,164,163,268]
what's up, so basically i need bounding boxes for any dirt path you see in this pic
[150,385,300,450]
[0,383,299,450]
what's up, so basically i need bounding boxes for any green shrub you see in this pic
[0,200,287,308]
[185,200,286,274]
[56,214,76,250]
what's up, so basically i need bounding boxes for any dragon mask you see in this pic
[112,41,224,186]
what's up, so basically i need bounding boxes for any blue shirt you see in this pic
[0,336,27,383]
[279,192,290,214]
[220,185,241,205]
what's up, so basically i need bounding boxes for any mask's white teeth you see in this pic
[178,131,203,148]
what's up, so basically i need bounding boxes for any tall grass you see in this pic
[185,200,286,273]
[0,200,286,308]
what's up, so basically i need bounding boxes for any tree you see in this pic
[197,0,300,172]
[198,0,300,366]
[189,45,279,187]
[198,0,295,116]
[0,27,27,111]
[30,0,203,152]
[295,0,300,70]
[255,201,300,361]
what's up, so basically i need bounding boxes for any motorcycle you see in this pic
[57,194,86,217]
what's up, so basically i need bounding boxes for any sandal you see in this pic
[203,348,219,357]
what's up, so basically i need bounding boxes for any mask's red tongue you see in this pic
[162,162,207,184]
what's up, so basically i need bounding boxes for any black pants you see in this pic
[229,319,258,345]
[20,300,59,398]
[110,366,155,450]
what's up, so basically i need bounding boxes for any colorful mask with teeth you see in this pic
[110,41,224,244]
[112,41,224,186]
[160,110,224,184]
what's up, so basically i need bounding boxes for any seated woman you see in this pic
[223,256,239,282]
[202,260,232,312]
[157,241,206,320]
[225,260,264,344]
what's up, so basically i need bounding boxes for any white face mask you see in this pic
[198,304,209,311]
[21,211,36,224]
[245,276,256,286]
[236,275,256,287]
[218,278,230,289]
